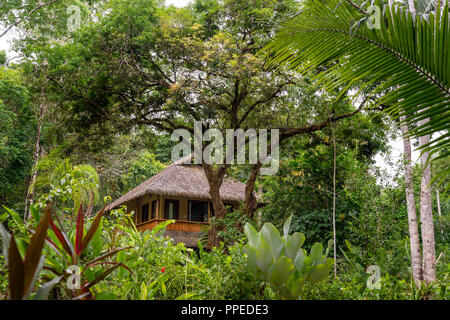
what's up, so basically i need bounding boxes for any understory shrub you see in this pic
[95,213,262,300]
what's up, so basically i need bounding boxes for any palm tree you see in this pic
[264,0,449,177]
[264,0,449,286]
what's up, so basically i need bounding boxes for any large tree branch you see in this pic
[238,81,293,126]
[0,0,60,39]
[280,96,367,141]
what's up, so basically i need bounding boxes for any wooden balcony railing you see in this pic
[136,219,209,233]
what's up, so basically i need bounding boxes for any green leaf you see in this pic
[285,232,305,261]
[283,214,293,238]
[243,244,258,275]
[2,206,25,234]
[176,292,199,300]
[307,258,334,283]
[263,0,450,181]
[81,205,105,252]
[309,242,324,265]
[95,291,116,300]
[244,222,259,247]
[30,205,40,224]
[83,262,122,290]
[261,222,283,260]
[288,275,307,299]
[34,275,63,300]
[293,249,306,273]
[269,256,294,287]
[255,235,273,278]
[91,218,103,256]
[140,282,148,300]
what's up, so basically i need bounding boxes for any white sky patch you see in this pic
[166,0,191,7]
[374,135,421,179]
[0,28,17,55]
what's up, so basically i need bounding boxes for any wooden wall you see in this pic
[136,219,209,233]
[124,194,238,225]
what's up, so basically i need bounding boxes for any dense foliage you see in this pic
[0,0,448,301]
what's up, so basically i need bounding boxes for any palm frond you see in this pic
[263,0,449,165]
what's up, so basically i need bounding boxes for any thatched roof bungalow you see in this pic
[106,155,250,247]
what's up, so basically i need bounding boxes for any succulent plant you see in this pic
[244,214,334,299]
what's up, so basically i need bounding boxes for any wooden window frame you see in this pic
[141,203,149,222]
[164,199,179,220]
[151,200,157,219]
[188,200,209,223]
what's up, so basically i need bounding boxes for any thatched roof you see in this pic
[106,155,252,211]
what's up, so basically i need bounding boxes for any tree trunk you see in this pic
[436,189,441,217]
[400,116,423,286]
[331,122,337,277]
[24,90,45,221]
[243,163,262,219]
[417,118,436,285]
[203,164,227,248]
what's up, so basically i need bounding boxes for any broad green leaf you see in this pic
[261,222,283,260]
[84,262,122,290]
[285,232,305,261]
[255,235,273,277]
[116,250,127,279]
[16,238,27,258]
[307,258,334,283]
[244,222,259,247]
[269,256,294,287]
[293,249,306,273]
[288,275,307,299]
[30,205,40,224]
[283,214,293,238]
[309,243,324,265]
[91,218,103,256]
[243,244,258,275]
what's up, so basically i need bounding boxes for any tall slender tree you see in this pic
[266,0,446,285]
[400,114,423,285]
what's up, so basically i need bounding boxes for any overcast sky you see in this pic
[166,0,191,6]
